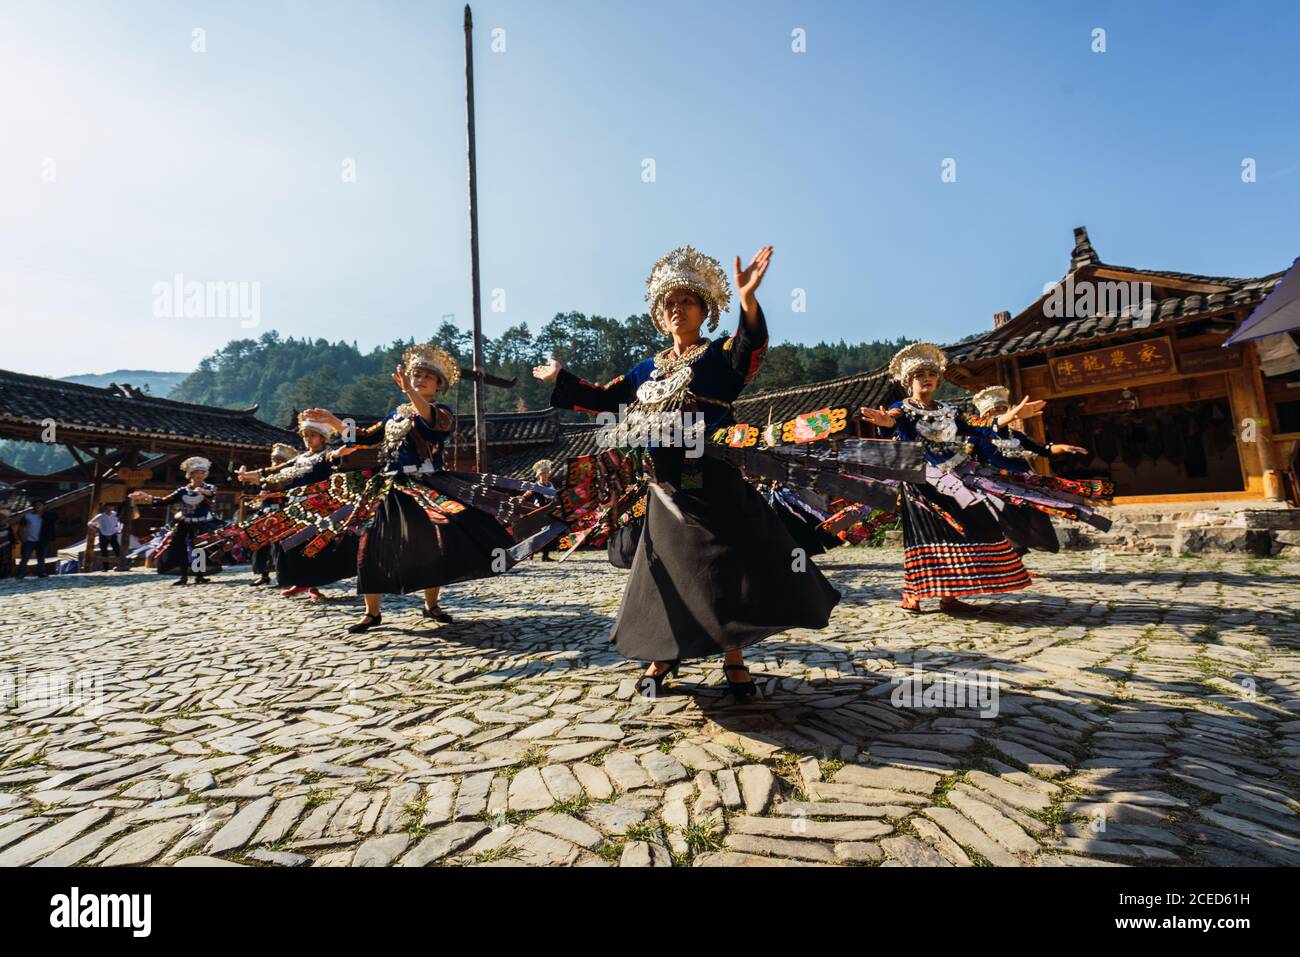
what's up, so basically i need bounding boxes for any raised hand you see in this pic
[734,246,773,317]
[859,405,899,428]
[1051,444,1089,456]
[1000,396,1045,426]
[128,490,152,504]
[302,407,345,432]
[391,363,415,397]
[236,468,260,485]
[532,357,562,382]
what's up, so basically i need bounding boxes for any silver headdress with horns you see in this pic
[889,342,948,386]
[645,245,732,335]
[402,343,460,392]
[271,442,298,463]
[972,385,1012,417]
[180,456,211,475]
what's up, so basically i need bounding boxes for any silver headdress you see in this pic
[402,343,460,392]
[889,342,948,386]
[645,245,732,335]
[180,456,211,475]
[532,459,555,476]
[270,442,298,463]
[972,385,1012,417]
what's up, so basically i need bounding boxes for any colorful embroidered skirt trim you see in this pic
[900,483,1031,601]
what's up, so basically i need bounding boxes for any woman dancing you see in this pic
[967,385,1093,553]
[303,344,559,634]
[129,456,223,586]
[245,442,297,586]
[236,416,356,600]
[533,245,841,700]
[860,344,1038,612]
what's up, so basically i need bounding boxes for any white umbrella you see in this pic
[1226,257,1300,344]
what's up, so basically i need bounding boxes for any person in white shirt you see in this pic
[88,503,122,565]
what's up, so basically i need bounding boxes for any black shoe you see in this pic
[722,663,758,702]
[347,613,382,634]
[637,660,680,698]
[421,605,453,623]
[194,575,210,584]
[172,578,189,587]
[248,577,270,587]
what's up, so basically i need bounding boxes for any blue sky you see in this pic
[2,0,1297,377]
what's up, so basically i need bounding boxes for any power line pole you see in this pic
[464,4,488,471]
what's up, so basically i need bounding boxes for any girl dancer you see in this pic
[860,344,1037,612]
[533,245,840,700]
[245,442,297,586]
[236,417,356,599]
[129,456,223,585]
[303,344,560,634]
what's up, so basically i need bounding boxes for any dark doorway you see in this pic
[1046,397,1242,497]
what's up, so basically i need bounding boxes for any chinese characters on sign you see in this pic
[1049,337,1175,390]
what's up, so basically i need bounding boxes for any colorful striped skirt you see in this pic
[900,482,1031,601]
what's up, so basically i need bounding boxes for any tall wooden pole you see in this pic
[464,4,489,471]
[80,448,102,573]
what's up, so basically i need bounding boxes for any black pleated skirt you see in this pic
[611,453,841,662]
[607,518,642,569]
[275,534,358,588]
[356,485,517,595]
[769,491,842,557]
[997,503,1060,554]
[155,522,222,575]
[251,545,272,576]
[901,482,1031,601]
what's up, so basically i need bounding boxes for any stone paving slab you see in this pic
[1,549,1298,867]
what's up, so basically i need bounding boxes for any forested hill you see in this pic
[168,314,928,425]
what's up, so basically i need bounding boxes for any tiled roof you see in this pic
[947,226,1286,365]
[732,367,901,425]
[455,409,560,446]
[293,408,562,447]
[0,368,295,452]
[493,424,606,478]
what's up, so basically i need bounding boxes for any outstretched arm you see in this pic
[533,358,637,415]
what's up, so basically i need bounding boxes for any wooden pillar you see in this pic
[80,450,103,573]
[1242,339,1285,501]
[116,449,139,570]
[1007,357,1052,476]
[1225,365,1269,498]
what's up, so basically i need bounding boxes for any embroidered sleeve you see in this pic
[887,402,915,441]
[957,411,995,438]
[349,419,387,447]
[550,367,637,415]
[721,301,768,384]
[1015,429,1052,457]
[415,403,454,441]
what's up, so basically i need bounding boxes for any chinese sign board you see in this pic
[1049,337,1175,390]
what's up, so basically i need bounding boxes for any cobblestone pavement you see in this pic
[2,548,1298,868]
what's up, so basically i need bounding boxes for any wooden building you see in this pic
[945,227,1294,505]
[0,368,297,570]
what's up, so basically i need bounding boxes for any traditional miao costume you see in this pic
[262,423,359,591]
[143,457,224,582]
[248,443,297,584]
[548,246,841,663]
[885,345,1034,603]
[319,345,564,596]
[965,385,1113,553]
